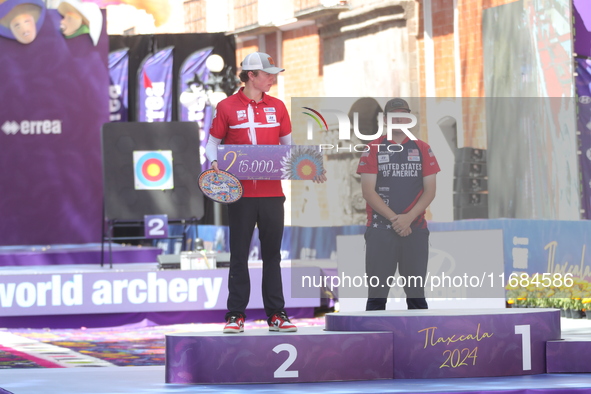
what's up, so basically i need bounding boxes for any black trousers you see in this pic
[225,196,286,319]
[364,227,430,310]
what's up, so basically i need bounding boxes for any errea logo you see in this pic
[2,120,62,135]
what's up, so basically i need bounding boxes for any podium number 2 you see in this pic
[144,215,168,239]
[148,218,165,236]
[515,325,531,370]
[273,344,299,378]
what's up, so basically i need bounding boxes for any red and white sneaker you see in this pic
[223,315,245,333]
[268,312,297,332]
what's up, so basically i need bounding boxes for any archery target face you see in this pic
[133,150,174,190]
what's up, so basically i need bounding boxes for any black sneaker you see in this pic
[268,312,297,332]
[223,315,245,333]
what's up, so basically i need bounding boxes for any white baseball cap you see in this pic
[241,52,285,74]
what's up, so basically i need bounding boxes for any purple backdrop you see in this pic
[574,0,591,58]
[0,6,109,245]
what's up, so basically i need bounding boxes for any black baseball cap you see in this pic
[385,98,410,112]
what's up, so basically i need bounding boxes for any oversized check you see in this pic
[217,145,324,180]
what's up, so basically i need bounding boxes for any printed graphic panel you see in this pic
[133,150,174,190]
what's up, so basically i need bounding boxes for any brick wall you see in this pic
[432,0,455,97]
[294,0,324,12]
[184,0,206,33]
[234,0,259,30]
[282,25,324,115]
[236,39,259,68]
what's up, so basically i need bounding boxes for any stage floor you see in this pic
[0,318,589,394]
[1,260,590,392]
[0,364,591,393]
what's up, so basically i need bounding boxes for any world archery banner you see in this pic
[137,46,173,122]
[108,48,129,122]
[133,150,174,190]
[179,47,214,170]
[576,57,591,219]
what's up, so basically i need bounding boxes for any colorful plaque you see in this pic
[217,145,324,180]
[198,169,243,204]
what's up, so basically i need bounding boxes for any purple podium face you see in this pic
[325,309,561,378]
[165,309,561,384]
[165,327,393,384]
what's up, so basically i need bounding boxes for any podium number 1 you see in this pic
[273,344,299,378]
[515,325,531,371]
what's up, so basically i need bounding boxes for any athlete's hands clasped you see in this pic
[390,213,413,237]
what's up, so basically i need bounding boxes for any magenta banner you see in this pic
[0,1,108,245]
[108,48,129,122]
[574,0,591,219]
[576,57,591,219]
[137,46,174,122]
[574,0,591,58]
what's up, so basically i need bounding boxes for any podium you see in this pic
[166,327,393,384]
[165,308,563,384]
